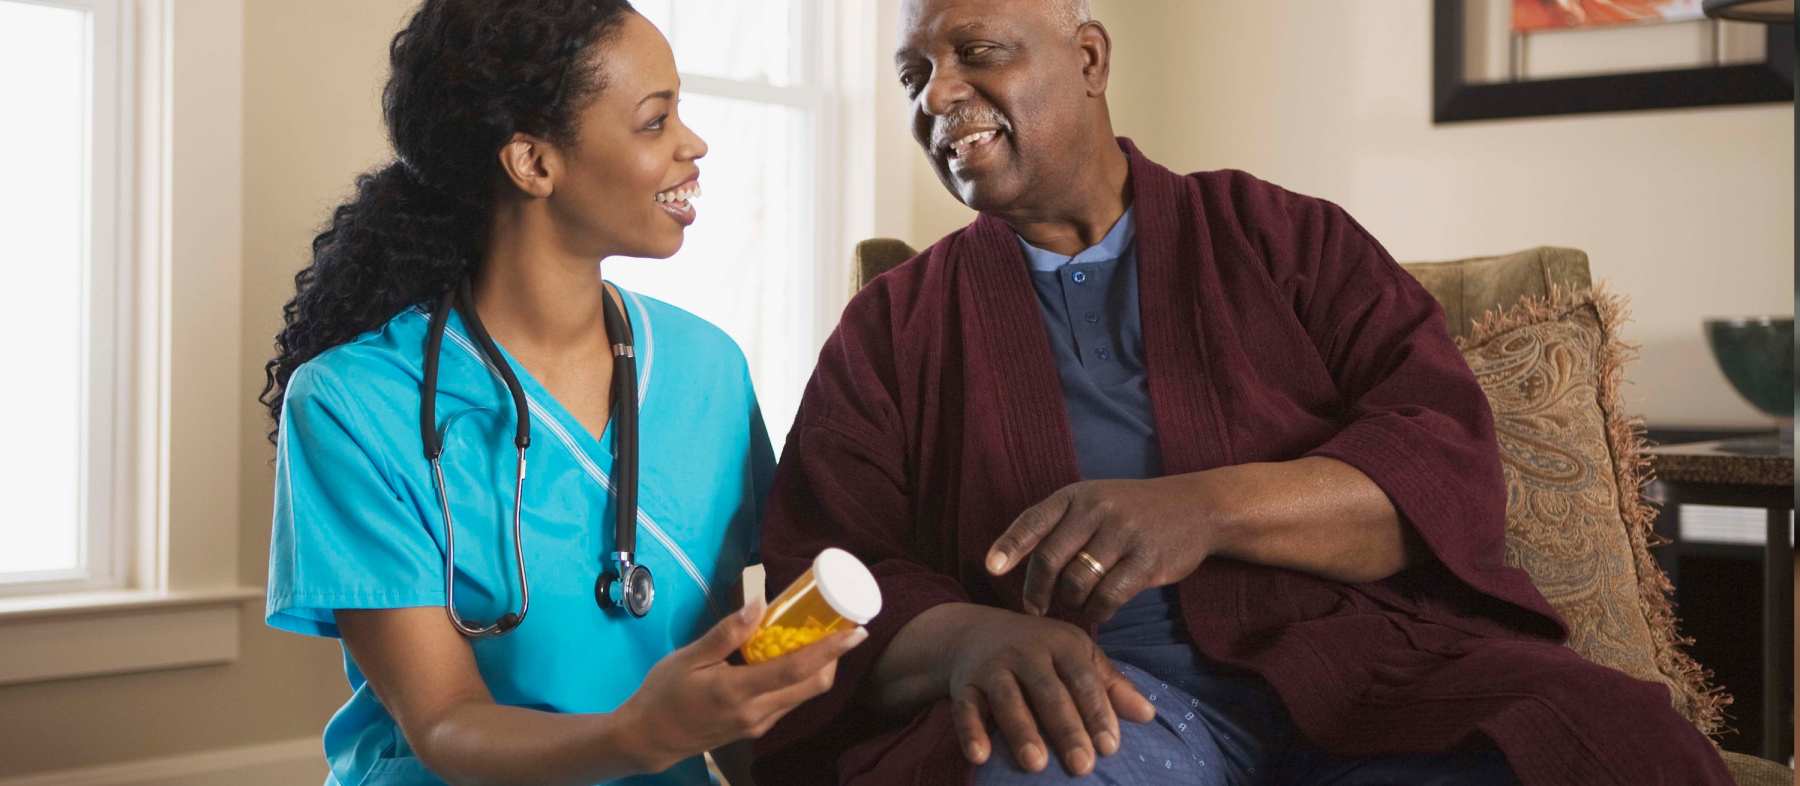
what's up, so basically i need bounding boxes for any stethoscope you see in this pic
[420,277,654,637]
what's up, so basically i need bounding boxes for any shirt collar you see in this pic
[1017,206,1137,273]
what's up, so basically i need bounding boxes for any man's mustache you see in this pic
[929,105,1011,153]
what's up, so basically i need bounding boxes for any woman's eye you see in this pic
[646,114,667,131]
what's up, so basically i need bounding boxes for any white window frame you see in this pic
[655,0,873,426]
[0,0,260,686]
[0,0,133,598]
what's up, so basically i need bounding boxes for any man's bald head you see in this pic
[894,0,1117,217]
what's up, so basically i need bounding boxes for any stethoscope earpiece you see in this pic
[424,278,647,637]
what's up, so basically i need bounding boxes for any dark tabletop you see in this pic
[1643,439,1794,487]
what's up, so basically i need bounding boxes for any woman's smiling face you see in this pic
[548,12,708,261]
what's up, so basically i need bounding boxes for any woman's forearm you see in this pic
[416,702,654,786]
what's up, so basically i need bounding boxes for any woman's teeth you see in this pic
[950,130,999,158]
[655,183,701,204]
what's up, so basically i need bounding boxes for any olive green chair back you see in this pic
[1401,247,1592,339]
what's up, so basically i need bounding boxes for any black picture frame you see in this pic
[1433,0,1794,123]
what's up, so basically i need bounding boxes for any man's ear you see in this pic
[497,132,556,198]
[1077,20,1112,97]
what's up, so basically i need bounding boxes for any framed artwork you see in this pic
[1433,0,1794,122]
[1511,0,1707,31]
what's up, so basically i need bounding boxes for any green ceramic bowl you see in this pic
[1704,316,1794,419]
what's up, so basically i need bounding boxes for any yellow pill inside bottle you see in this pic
[742,548,882,665]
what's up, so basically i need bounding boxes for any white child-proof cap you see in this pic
[812,548,882,625]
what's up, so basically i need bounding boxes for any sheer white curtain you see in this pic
[609,0,830,451]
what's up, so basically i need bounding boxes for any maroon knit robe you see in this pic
[752,139,1729,786]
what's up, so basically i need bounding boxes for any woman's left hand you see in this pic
[983,475,1224,622]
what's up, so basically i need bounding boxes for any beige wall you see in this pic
[1097,0,1792,428]
[238,0,416,609]
[893,0,1793,428]
[234,0,423,761]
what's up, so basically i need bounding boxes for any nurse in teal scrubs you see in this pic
[258,2,863,784]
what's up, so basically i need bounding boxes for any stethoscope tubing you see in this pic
[420,277,643,635]
[602,298,638,556]
[433,447,530,637]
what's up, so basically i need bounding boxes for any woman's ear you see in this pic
[498,132,556,198]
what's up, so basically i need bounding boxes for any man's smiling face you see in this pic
[895,0,1093,214]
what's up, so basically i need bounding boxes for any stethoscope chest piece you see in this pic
[596,552,654,618]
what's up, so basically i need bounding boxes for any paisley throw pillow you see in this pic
[1460,288,1726,737]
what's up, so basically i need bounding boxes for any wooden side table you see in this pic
[1643,439,1793,763]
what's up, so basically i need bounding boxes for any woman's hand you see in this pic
[942,605,1152,776]
[619,597,868,773]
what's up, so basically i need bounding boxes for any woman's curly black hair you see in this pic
[259,0,636,441]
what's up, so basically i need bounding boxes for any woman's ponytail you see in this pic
[260,0,636,440]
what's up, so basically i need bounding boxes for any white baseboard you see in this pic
[0,737,326,786]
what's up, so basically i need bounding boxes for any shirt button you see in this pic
[1071,270,1087,284]
[1096,348,1111,360]
[1084,312,1100,324]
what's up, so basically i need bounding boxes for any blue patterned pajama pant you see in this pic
[974,643,1519,785]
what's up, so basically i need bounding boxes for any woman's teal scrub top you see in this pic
[266,287,774,786]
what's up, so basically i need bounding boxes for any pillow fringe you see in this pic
[1462,283,1731,740]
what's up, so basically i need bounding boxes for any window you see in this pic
[0,0,262,687]
[0,0,131,595]
[610,0,844,449]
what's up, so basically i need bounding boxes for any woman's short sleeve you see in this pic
[266,364,442,638]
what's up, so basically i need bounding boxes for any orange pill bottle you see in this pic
[742,548,882,665]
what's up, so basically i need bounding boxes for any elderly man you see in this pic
[751,0,1732,784]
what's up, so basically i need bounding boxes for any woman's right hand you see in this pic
[619,597,868,773]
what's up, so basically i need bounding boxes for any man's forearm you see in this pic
[1196,456,1416,584]
[858,603,987,716]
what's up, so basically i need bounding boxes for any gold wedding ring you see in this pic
[1074,550,1106,579]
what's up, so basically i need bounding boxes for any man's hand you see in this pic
[987,459,1416,616]
[986,476,1221,622]
[945,606,1154,775]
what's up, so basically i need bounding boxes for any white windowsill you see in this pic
[0,585,263,620]
[0,586,264,685]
